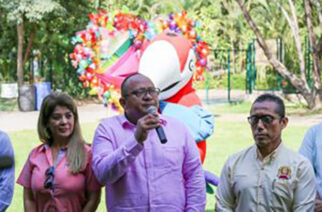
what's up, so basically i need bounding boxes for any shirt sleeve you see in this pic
[182,128,206,211]
[292,159,316,212]
[299,126,316,170]
[16,151,33,188]
[0,201,9,212]
[0,132,14,168]
[91,121,143,185]
[160,101,214,142]
[84,149,102,191]
[215,157,235,212]
[0,132,15,211]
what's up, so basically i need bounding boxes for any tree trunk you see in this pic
[313,0,322,28]
[288,0,306,82]
[17,20,24,87]
[235,0,318,108]
[274,0,306,82]
[304,0,321,89]
[23,26,37,85]
[304,89,322,110]
[17,19,36,111]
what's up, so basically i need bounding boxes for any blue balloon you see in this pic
[77,68,84,75]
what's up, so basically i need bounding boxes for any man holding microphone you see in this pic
[92,73,206,212]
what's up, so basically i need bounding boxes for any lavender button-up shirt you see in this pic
[92,114,206,212]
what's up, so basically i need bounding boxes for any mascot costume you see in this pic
[139,31,209,162]
[70,10,218,191]
[139,31,218,190]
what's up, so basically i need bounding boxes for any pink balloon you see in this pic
[199,58,207,66]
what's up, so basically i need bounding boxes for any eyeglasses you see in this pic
[125,88,160,98]
[44,166,55,190]
[247,115,282,126]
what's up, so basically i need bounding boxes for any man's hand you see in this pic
[135,113,160,144]
[0,156,14,168]
[315,196,322,212]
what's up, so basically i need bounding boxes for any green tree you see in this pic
[0,9,17,82]
[0,0,65,86]
[236,0,321,109]
[0,0,65,110]
[35,0,96,96]
[0,0,100,108]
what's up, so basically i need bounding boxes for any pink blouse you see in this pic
[17,144,101,212]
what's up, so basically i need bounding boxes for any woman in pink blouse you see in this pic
[17,92,101,212]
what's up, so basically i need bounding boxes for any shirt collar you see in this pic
[38,143,68,152]
[256,142,284,163]
[120,114,167,129]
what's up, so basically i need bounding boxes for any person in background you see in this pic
[0,130,15,212]
[92,73,206,211]
[216,93,316,212]
[299,123,322,212]
[17,92,101,212]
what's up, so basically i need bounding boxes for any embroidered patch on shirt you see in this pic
[277,166,291,180]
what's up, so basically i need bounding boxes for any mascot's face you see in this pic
[139,32,195,100]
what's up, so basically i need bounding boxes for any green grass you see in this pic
[7,122,107,212]
[6,110,311,211]
[207,101,252,114]
[202,117,309,211]
[0,98,18,111]
[207,100,322,117]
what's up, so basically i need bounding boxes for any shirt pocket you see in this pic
[153,146,181,177]
[271,178,295,208]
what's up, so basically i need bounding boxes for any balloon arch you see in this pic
[70,10,210,111]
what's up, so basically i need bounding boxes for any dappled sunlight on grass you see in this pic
[0,98,18,111]
[207,101,252,114]
[206,97,322,117]
[6,108,313,211]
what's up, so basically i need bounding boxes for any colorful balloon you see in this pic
[70,9,210,111]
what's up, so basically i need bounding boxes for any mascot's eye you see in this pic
[188,59,195,72]
[166,32,177,37]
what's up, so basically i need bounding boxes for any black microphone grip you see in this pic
[156,126,167,144]
[147,106,167,144]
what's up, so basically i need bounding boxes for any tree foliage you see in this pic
[0,0,65,24]
[0,0,97,98]
[235,0,321,109]
[0,0,321,108]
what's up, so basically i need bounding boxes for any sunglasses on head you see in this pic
[247,115,283,126]
[44,166,55,190]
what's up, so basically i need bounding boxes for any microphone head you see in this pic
[147,106,158,114]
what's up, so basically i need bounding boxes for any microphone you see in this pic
[147,106,167,144]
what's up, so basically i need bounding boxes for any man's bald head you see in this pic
[121,73,150,98]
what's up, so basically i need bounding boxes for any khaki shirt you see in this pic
[216,143,316,212]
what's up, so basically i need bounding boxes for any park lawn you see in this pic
[7,114,310,212]
[0,98,18,111]
[202,117,310,211]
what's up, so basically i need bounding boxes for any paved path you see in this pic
[0,103,117,132]
[199,89,322,127]
[0,90,321,132]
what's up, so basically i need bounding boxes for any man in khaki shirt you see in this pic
[216,93,316,212]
